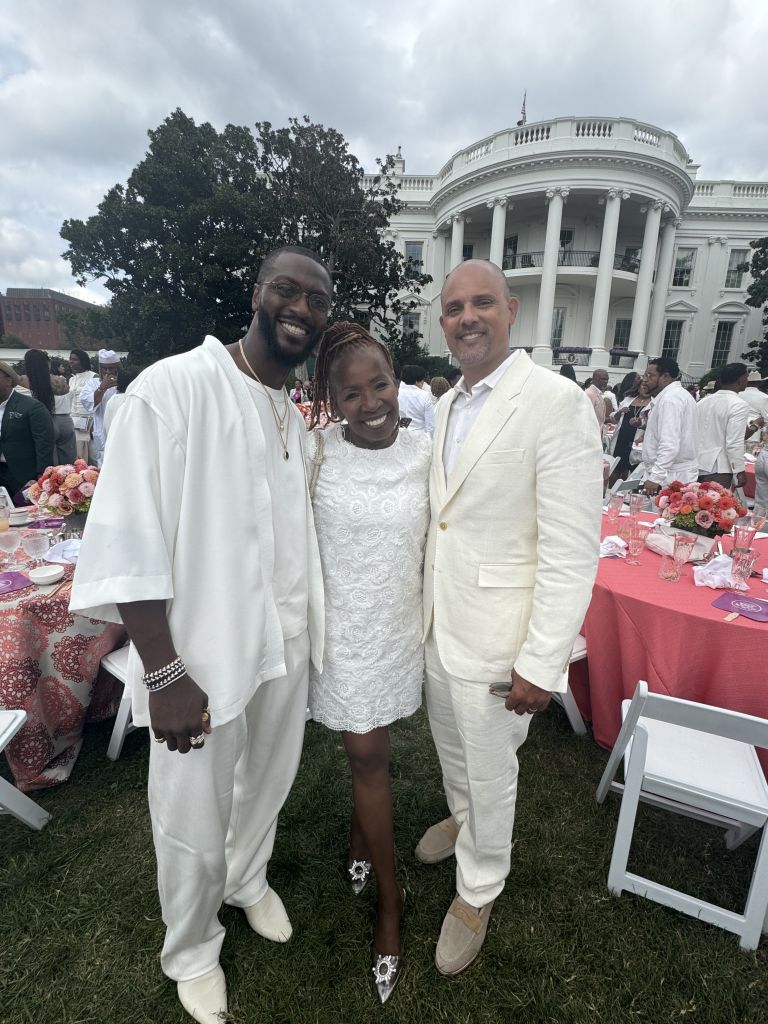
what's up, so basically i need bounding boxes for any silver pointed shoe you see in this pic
[347,858,373,896]
[372,953,402,1005]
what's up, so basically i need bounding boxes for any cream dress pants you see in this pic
[148,632,309,982]
[425,632,531,909]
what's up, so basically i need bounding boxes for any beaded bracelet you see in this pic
[143,656,187,691]
[145,663,188,692]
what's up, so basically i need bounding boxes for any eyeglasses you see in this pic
[262,278,332,315]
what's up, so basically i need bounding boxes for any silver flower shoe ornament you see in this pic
[372,953,401,1005]
[347,858,372,896]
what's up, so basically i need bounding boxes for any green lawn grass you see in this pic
[2,705,767,1024]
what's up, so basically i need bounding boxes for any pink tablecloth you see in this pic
[744,462,756,500]
[570,516,768,770]
[0,570,126,791]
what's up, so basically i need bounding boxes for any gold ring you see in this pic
[153,736,166,743]
[201,709,211,724]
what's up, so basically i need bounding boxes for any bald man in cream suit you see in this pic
[416,261,603,976]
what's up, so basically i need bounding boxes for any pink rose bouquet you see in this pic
[655,480,747,538]
[27,459,101,515]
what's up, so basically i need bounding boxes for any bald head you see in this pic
[441,259,511,301]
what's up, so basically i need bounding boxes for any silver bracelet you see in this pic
[143,656,187,690]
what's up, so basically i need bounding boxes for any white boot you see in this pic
[177,964,227,1023]
[244,886,292,942]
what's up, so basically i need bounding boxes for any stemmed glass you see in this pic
[626,521,653,566]
[19,529,51,569]
[0,495,11,531]
[0,529,21,569]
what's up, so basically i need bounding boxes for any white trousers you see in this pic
[425,632,531,909]
[148,632,310,982]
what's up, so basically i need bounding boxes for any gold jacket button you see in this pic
[439,521,448,530]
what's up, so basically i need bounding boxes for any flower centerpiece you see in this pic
[28,459,100,517]
[655,480,747,538]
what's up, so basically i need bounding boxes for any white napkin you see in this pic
[763,568,768,583]
[600,536,627,558]
[645,526,715,563]
[45,539,81,565]
[693,554,748,591]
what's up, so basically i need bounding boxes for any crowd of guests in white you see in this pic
[1,244,766,1023]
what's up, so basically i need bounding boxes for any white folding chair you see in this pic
[550,635,588,736]
[102,645,137,760]
[608,477,643,497]
[0,711,51,830]
[596,680,768,950]
[603,455,620,477]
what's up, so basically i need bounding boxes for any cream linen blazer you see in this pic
[422,352,603,691]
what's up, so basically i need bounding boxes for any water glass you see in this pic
[0,495,10,532]
[0,529,21,568]
[626,522,653,565]
[658,553,681,582]
[628,492,647,519]
[731,549,758,589]
[732,520,758,552]
[672,533,697,567]
[605,492,624,531]
[20,529,51,569]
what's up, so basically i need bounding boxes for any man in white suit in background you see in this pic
[415,260,603,976]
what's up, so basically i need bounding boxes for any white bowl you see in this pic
[29,565,65,585]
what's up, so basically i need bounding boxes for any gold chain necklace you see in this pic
[238,338,291,460]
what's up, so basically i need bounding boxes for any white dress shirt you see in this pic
[443,350,521,478]
[741,387,768,442]
[641,380,698,485]
[398,382,435,435]
[696,390,749,475]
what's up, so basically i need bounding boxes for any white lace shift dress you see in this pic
[308,425,432,733]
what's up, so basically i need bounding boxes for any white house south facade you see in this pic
[368,116,768,381]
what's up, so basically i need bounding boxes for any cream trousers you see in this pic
[148,632,309,982]
[425,632,531,908]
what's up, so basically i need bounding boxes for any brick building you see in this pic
[0,288,102,351]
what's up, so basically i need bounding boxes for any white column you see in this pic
[430,228,448,293]
[627,200,665,355]
[534,187,569,361]
[449,214,465,270]
[645,217,679,356]
[488,198,510,268]
[588,189,628,356]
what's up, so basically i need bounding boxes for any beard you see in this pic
[258,308,321,368]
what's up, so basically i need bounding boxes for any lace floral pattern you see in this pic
[309,426,431,733]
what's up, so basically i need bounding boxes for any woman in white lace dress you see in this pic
[307,322,430,1004]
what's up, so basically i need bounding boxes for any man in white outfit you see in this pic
[640,356,698,497]
[741,370,768,445]
[416,260,602,976]
[398,365,435,434]
[78,349,119,466]
[70,247,332,1023]
[696,362,750,488]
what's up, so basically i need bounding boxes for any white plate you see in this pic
[9,516,32,527]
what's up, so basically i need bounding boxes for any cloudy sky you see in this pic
[2,0,767,304]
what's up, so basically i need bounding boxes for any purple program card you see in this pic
[0,572,32,595]
[712,592,768,622]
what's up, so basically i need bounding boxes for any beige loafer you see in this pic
[435,894,494,976]
[177,964,227,1023]
[415,816,460,864]
[244,886,292,942]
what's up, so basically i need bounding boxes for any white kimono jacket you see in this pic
[69,336,324,729]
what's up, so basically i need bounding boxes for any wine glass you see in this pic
[0,529,21,569]
[19,530,51,569]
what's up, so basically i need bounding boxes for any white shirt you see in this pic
[696,390,749,475]
[79,377,117,465]
[741,387,768,442]
[641,380,699,485]
[241,375,308,640]
[0,397,8,462]
[443,349,521,478]
[398,382,435,435]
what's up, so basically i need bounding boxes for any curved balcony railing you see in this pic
[502,251,640,273]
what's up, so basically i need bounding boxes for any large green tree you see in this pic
[740,237,768,376]
[61,111,430,364]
